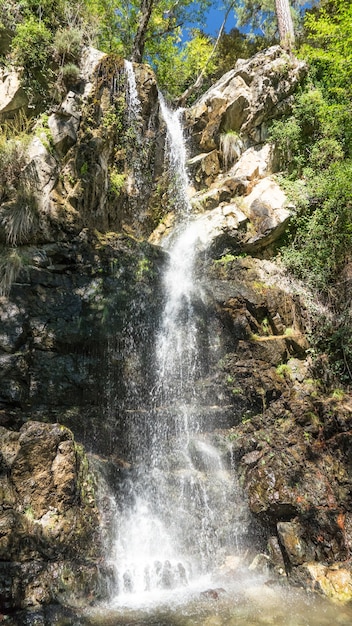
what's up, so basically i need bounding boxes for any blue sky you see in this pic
[204,4,238,36]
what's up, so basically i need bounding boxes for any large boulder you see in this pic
[0,421,107,611]
[187,46,306,151]
[150,176,291,253]
[0,66,28,119]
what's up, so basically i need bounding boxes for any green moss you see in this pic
[261,317,270,335]
[136,256,153,281]
[331,389,345,401]
[276,363,291,378]
[214,253,237,265]
[109,169,126,197]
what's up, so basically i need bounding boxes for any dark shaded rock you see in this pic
[0,231,164,457]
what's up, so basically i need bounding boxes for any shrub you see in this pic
[61,63,80,85]
[0,185,39,245]
[0,134,30,202]
[11,16,52,71]
[109,170,125,197]
[53,27,83,62]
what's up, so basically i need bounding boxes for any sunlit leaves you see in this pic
[145,27,216,99]
[300,0,352,101]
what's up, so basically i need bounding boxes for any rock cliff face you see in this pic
[0,421,106,612]
[1,44,352,613]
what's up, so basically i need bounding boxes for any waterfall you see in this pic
[123,59,144,203]
[158,93,190,216]
[110,79,247,607]
[124,59,142,121]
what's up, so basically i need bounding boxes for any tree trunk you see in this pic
[275,0,295,49]
[132,0,155,63]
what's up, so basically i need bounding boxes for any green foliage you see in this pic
[300,0,352,101]
[109,169,125,197]
[11,16,52,70]
[0,185,39,245]
[61,62,80,85]
[0,132,30,202]
[154,29,217,99]
[2,0,95,103]
[234,0,306,41]
[211,27,269,81]
[276,363,290,378]
[282,160,352,292]
[271,0,352,383]
[53,27,83,62]
[214,253,237,265]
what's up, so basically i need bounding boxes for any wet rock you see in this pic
[277,520,315,565]
[248,553,270,572]
[267,535,286,574]
[201,587,226,600]
[298,563,352,604]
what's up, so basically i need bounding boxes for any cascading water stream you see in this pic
[124,59,142,120]
[110,78,247,608]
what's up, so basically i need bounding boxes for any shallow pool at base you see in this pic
[85,579,352,626]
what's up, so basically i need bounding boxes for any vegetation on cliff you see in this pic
[269,0,352,383]
[0,0,351,382]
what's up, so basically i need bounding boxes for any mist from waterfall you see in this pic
[110,70,247,607]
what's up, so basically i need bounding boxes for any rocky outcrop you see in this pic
[203,253,352,602]
[151,47,304,255]
[205,257,352,602]
[186,46,306,150]
[0,67,28,118]
[0,231,164,451]
[0,49,163,246]
[0,421,108,611]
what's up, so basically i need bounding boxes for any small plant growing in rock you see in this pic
[261,317,270,335]
[284,327,295,336]
[276,363,291,378]
[0,248,22,296]
[214,253,237,266]
[61,63,80,86]
[0,133,31,202]
[332,389,345,401]
[109,169,125,197]
[53,28,82,63]
[0,185,39,245]
[136,257,151,281]
[219,130,243,170]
